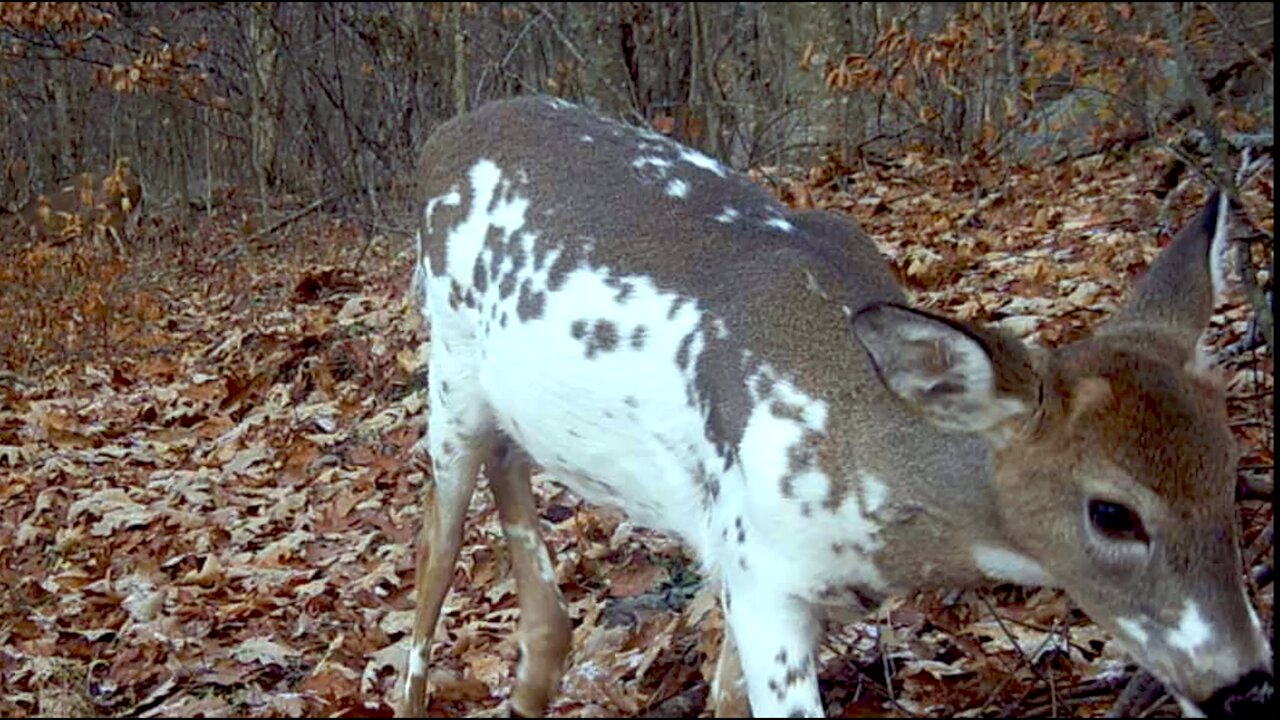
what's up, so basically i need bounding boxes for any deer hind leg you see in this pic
[402,357,492,717]
[488,439,572,717]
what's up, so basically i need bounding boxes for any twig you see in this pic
[1021,675,1134,717]
[254,189,348,243]
[0,370,35,388]
[978,594,1057,691]
[1200,3,1276,78]
[207,189,349,264]
[1107,670,1166,718]
[1246,521,1273,578]
[470,11,547,101]
[877,611,898,715]
[533,3,644,124]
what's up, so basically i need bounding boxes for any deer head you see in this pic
[854,194,1271,715]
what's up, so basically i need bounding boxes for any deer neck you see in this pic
[828,396,1038,590]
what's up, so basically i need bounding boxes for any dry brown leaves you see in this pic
[0,146,1272,718]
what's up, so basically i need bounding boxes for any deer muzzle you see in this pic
[1198,668,1274,718]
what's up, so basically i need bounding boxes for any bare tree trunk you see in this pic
[619,4,642,111]
[400,2,424,159]
[835,2,858,163]
[688,2,711,153]
[249,2,283,220]
[204,105,214,217]
[171,104,191,216]
[46,49,75,179]
[1004,2,1019,105]
[452,3,469,115]
[109,94,120,162]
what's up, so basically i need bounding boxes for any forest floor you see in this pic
[0,145,1272,718]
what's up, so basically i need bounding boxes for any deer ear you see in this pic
[1103,192,1233,356]
[852,304,1039,445]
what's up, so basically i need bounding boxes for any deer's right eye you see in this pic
[1087,499,1149,543]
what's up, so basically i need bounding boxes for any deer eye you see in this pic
[1087,499,1149,543]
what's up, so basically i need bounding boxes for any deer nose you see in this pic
[1200,669,1273,718]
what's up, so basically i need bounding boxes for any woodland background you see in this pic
[0,2,1273,718]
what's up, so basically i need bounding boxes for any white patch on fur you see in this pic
[426,159,715,545]
[1126,594,1273,710]
[678,148,727,177]
[632,156,673,172]
[579,134,594,143]
[713,317,729,339]
[972,545,1054,586]
[715,206,741,224]
[733,365,888,599]
[1176,695,1206,718]
[789,471,830,505]
[1114,617,1150,647]
[445,161,527,276]
[1246,596,1264,634]
[423,188,461,235]
[802,269,823,295]
[507,524,557,583]
[767,374,827,431]
[860,473,887,515]
[666,178,690,199]
[636,126,671,144]
[409,642,427,677]
[516,639,530,683]
[766,217,795,233]
[721,583,826,716]
[1169,600,1211,653]
[738,406,800,496]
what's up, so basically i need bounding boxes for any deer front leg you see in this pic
[722,578,823,718]
[488,441,573,717]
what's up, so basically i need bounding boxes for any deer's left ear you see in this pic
[852,303,1040,446]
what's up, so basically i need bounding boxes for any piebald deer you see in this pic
[404,97,1272,718]
[3,158,143,249]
